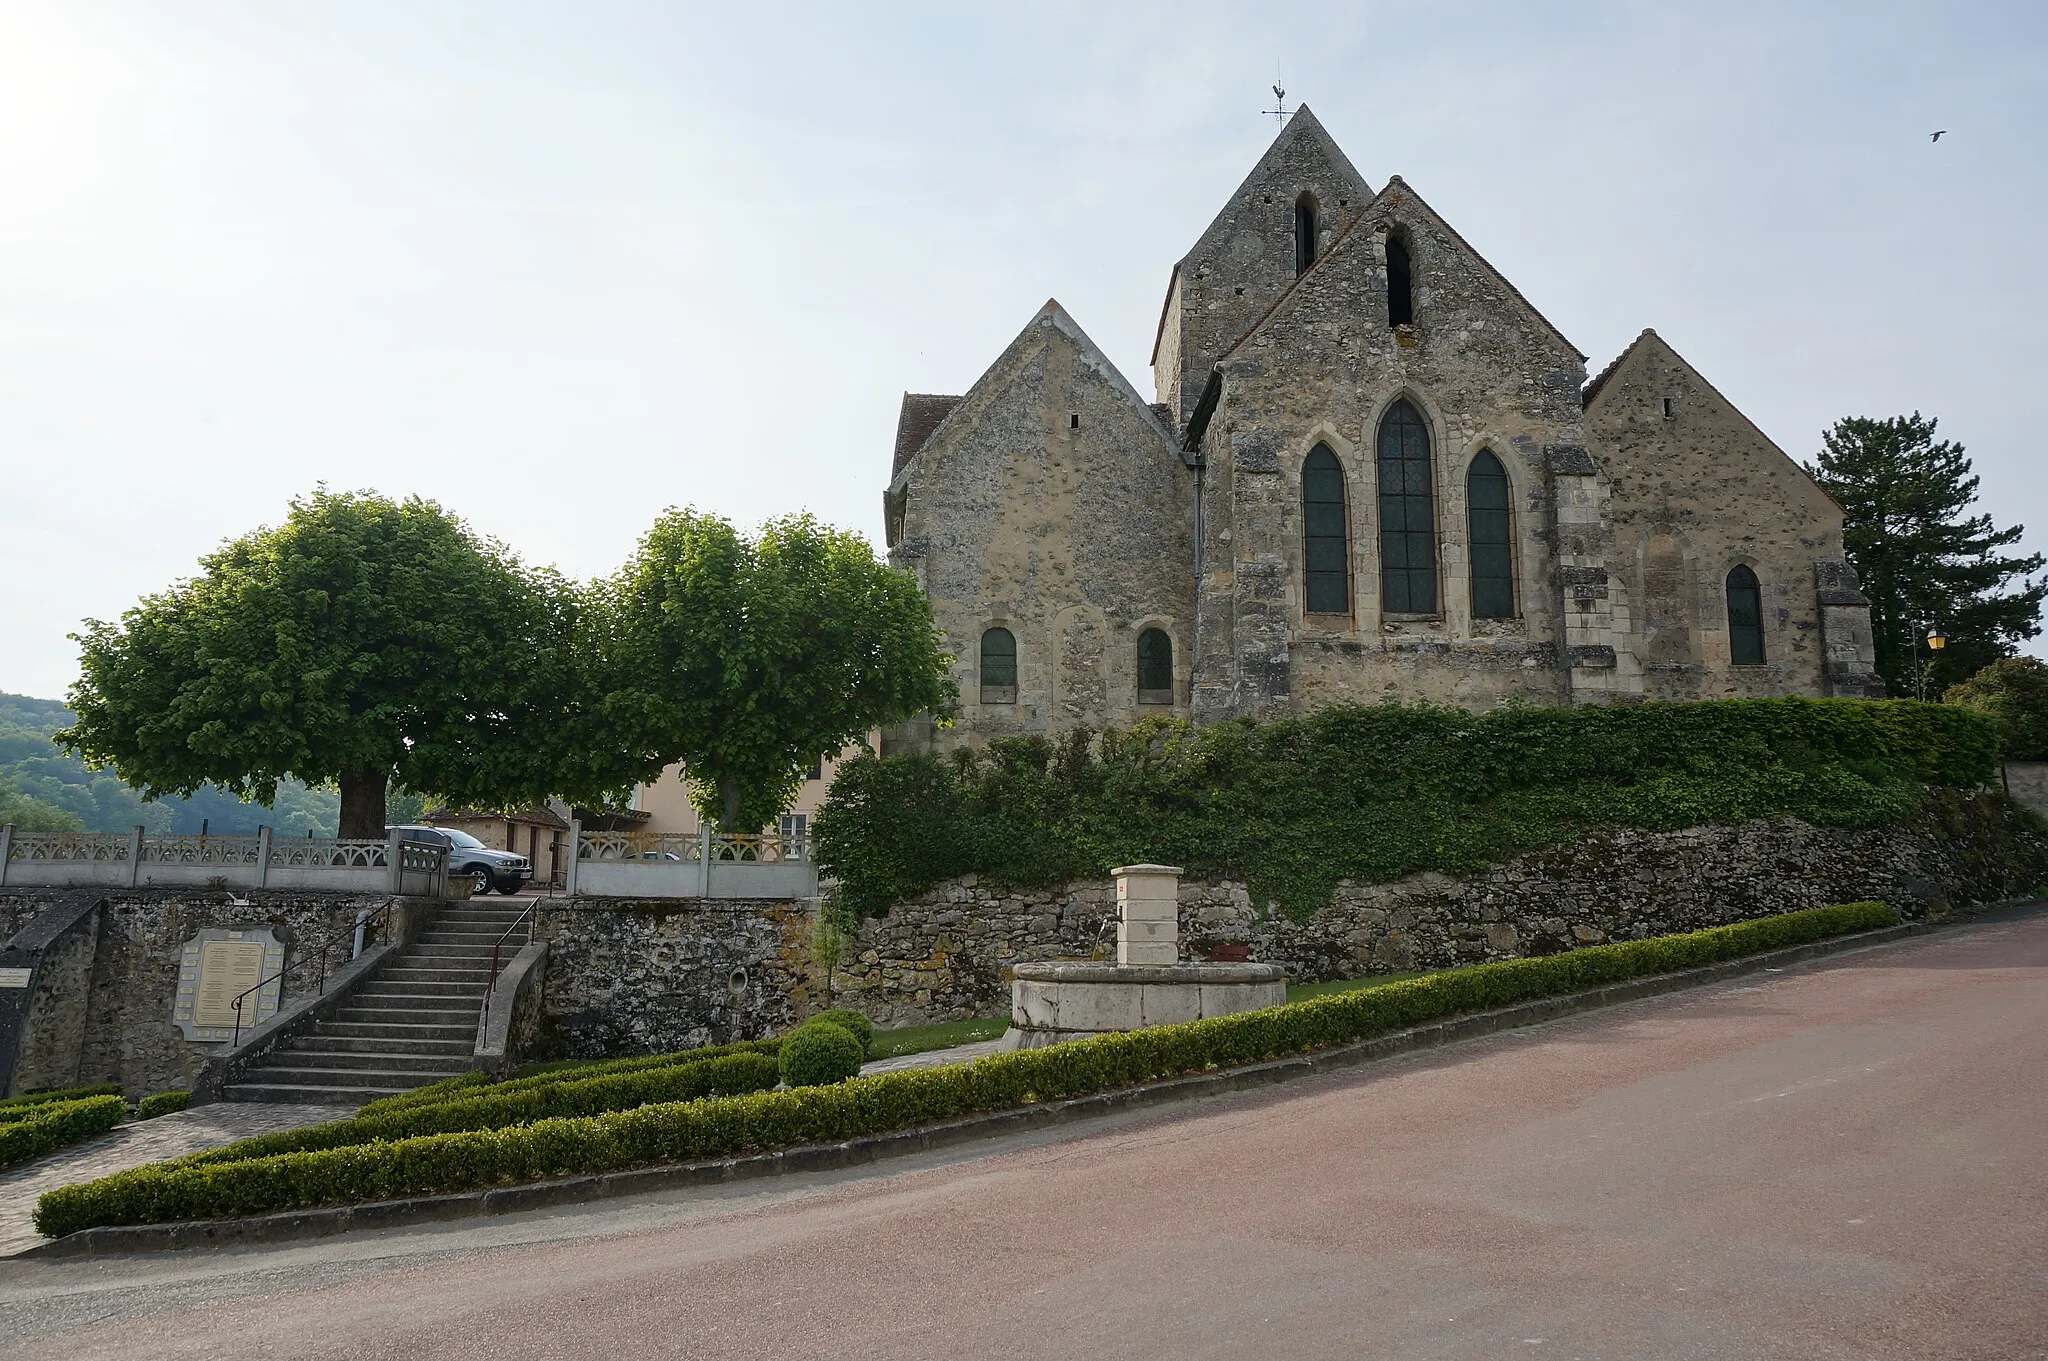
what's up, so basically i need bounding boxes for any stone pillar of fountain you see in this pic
[1113,863,1182,966]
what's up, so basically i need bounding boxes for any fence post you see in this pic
[563,819,581,896]
[256,825,273,891]
[127,825,145,888]
[387,828,405,895]
[696,828,712,898]
[0,823,12,888]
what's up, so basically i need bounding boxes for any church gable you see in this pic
[891,302,1194,744]
[1154,106,1373,424]
[1585,329,1840,530]
[1221,175,1585,381]
[1585,329,1845,695]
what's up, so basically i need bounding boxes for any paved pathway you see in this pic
[0,1102,339,1258]
[1,912,2043,1359]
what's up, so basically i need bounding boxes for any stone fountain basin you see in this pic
[1002,960,1288,1051]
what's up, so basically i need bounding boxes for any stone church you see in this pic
[882,108,1883,749]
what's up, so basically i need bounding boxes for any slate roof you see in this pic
[892,394,962,477]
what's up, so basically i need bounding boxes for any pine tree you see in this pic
[1806,414,2044,697]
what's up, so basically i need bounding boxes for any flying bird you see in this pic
[1930,130,1947,141]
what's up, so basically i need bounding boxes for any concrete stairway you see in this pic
[223,900,533,1105]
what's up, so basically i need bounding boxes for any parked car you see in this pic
[386,825,531,895]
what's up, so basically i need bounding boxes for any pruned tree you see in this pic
[1947,656,2048,763]
[579,509,954,831]
[61,489,574,838]
[1806,413,2045,695]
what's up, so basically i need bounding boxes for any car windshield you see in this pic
[441,829,487,850]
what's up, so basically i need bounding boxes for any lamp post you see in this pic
[1912,625,1949,701]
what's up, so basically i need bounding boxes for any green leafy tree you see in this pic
[1806,413,2045,695]
[0,775,83,833]
[1946,656,2048,762]
[60,490,574,838]
[576,509,954,830]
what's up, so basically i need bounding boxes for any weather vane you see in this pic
[1265,69,1289,123]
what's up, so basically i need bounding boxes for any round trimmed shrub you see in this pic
[809,1008,874,1053]
[778,1022,865,1088]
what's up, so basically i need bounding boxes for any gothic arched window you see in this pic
[1377,399,1437,613]
[979,627,1017,703]
[1294,193,1319,276]
[1302,443,1349,615]
[1726,566,1765,664]
[1385,231,1414,327]
[1467,449,1515,618]
[1137,629,1174,704]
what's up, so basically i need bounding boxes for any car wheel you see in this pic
[469,865,493,896]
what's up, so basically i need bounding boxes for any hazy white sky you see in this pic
[3,0,2043,700]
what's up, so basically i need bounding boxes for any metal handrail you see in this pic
[482,898,542,1007]
[229,897,396,1047]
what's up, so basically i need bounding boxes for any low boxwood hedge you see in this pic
[180,1050,782,1167]
[35,902,1898,1238]
[1,1095,127,1169]
[0,1083,123,1115]
[135,1091,192,1121]
[358,1039,786,1118]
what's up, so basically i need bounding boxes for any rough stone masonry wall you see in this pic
[532,897,818,1059]
[819,799,2048,1027]
[3,890,394,1096]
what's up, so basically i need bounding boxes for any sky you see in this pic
[2,0,2044,701]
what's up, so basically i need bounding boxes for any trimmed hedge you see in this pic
[35,902,1898,1238]
[816,698,1997,918]
[0,1083,123,1115]
[1,1095,127,1169]
[181,1051,783,1167]
[355,1039,785,1119]
[135,1091,192,1121]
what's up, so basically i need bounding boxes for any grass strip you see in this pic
[35,902,1896,1238]
[866,1016,1010,1060]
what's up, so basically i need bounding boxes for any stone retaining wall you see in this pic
[526,794,2048,1052]
[2,890,396,1097]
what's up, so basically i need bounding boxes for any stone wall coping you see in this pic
[475,941,547,1076]
[1110,864,1184,878]
[21,917,1961,1259]
[1010,961,1286,984]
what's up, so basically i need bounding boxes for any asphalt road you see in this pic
[3,911,2043,1360]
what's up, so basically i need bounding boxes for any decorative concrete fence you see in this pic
[0,826,451,896]
[567,824,818,900]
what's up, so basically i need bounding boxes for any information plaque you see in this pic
[172,928,284,1042]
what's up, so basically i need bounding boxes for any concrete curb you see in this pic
[20,920,1939,1259]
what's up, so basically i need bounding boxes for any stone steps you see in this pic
[223,903,532,1105]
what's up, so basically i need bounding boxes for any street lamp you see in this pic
[1912,626,1949,701]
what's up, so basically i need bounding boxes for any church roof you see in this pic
[891,394,962,477]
